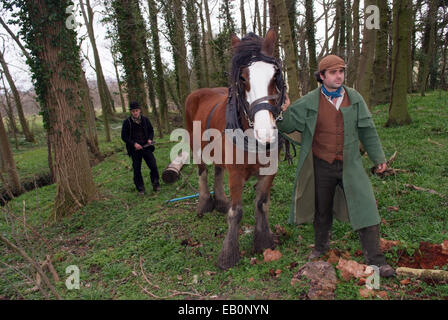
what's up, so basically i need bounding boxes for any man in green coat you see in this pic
[278,55,395,277]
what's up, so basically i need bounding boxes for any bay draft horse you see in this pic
[185,29,287,270]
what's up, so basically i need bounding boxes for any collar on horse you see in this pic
[224,54,287,152]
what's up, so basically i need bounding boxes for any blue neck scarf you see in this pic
[322,85,342,100]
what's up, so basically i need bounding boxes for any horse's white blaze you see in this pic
[247,61,277,145]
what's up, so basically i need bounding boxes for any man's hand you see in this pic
[147,139,152,145]
[376,163,387,174]
[134,143,143,150]
[282,94,290,111]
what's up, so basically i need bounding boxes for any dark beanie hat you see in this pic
[129,101,141,110]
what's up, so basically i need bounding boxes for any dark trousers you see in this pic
[313,155,386,266]
[131,148,160,191]
[313,155,343,252]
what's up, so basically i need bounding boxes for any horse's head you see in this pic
[230,29,286,145]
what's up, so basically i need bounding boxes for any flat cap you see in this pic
[318,55,346,72]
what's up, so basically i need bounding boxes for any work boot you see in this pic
[358,224,395,278]
[308,230,331,261]
[153,184,161,192]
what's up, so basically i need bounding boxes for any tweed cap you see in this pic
[318,55,346,72]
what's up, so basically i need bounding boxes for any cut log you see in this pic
[162,151,189,184]
[396,267,448,281]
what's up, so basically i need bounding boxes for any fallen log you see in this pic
[396,267,448,281]
[162,151,189,184]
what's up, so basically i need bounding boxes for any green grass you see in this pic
[1,91,448,300]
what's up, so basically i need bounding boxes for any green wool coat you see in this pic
[277,85,386,231]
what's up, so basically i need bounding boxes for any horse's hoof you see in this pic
[197,196,214,216]
[254,233,275,253]
[217,249,241,270]
[214,199,231,214]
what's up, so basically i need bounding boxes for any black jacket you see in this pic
[121,115,155,156]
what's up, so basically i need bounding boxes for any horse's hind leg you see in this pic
[197,164,214,217]
[213,166,230,213]
[254,174,275,253]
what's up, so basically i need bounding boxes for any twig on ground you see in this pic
[404,184,444,198]
[0,261,48,299]
[0,234,61,300]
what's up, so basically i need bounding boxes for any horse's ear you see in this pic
[231,34,241,50]
[261,28,277,56]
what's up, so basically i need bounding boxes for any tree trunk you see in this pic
[347,0,360,87]
[113,0,149,116]
[203,0,218,86]
[372,0,390,106]
[272,0,300,101]
[198,0,210,87]
[148,0,168,138]
[419,0,438,96]
[80,68,103,160]
[172,0,191,119]
[21,0,98,218]
[285,0,299,63]
[80,0,115,118]
[0,50,34,143]
[305,0,317,91]
[254,0,263,35]
[240,0,247,36]
[0,77,19,149]
[331,0,342,55]
[355,0,377,108]
[0,112,22,195]
[268,0,280,60]
[386,0,412,127]
[112,52,126,113]
[185,0,204,89]
[440,31,448,91]
[262,0,268,36]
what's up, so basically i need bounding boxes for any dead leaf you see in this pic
[336,258,370,281]
[275,269,282,277]
[358,278,367,286]
[359,288,375,299]
[376,291,389,300]
[326,250,340,264]
[400,278,411,285]
[380,238,400,251]
[250,257,259,265]
[274,224,287,236]
[204,271,216,276]
[441,240,448,255]
[288,261,298,269]
[177,275,183,281]
[263,249,282,262]
[387,206,400,212]
[248,277,254,282]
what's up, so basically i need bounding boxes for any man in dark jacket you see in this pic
[121,102,160,194]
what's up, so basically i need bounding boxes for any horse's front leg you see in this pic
[254,174,275,253]
[217,169,244,270]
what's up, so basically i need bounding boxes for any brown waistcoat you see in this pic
[312,92,351,164]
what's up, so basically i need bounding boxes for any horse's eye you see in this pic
[240,76,246,82]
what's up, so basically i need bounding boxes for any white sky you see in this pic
[0,0,359,92]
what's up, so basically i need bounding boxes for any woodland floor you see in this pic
[1,91,448,300]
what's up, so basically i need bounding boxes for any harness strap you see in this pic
[206,103,220,131]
